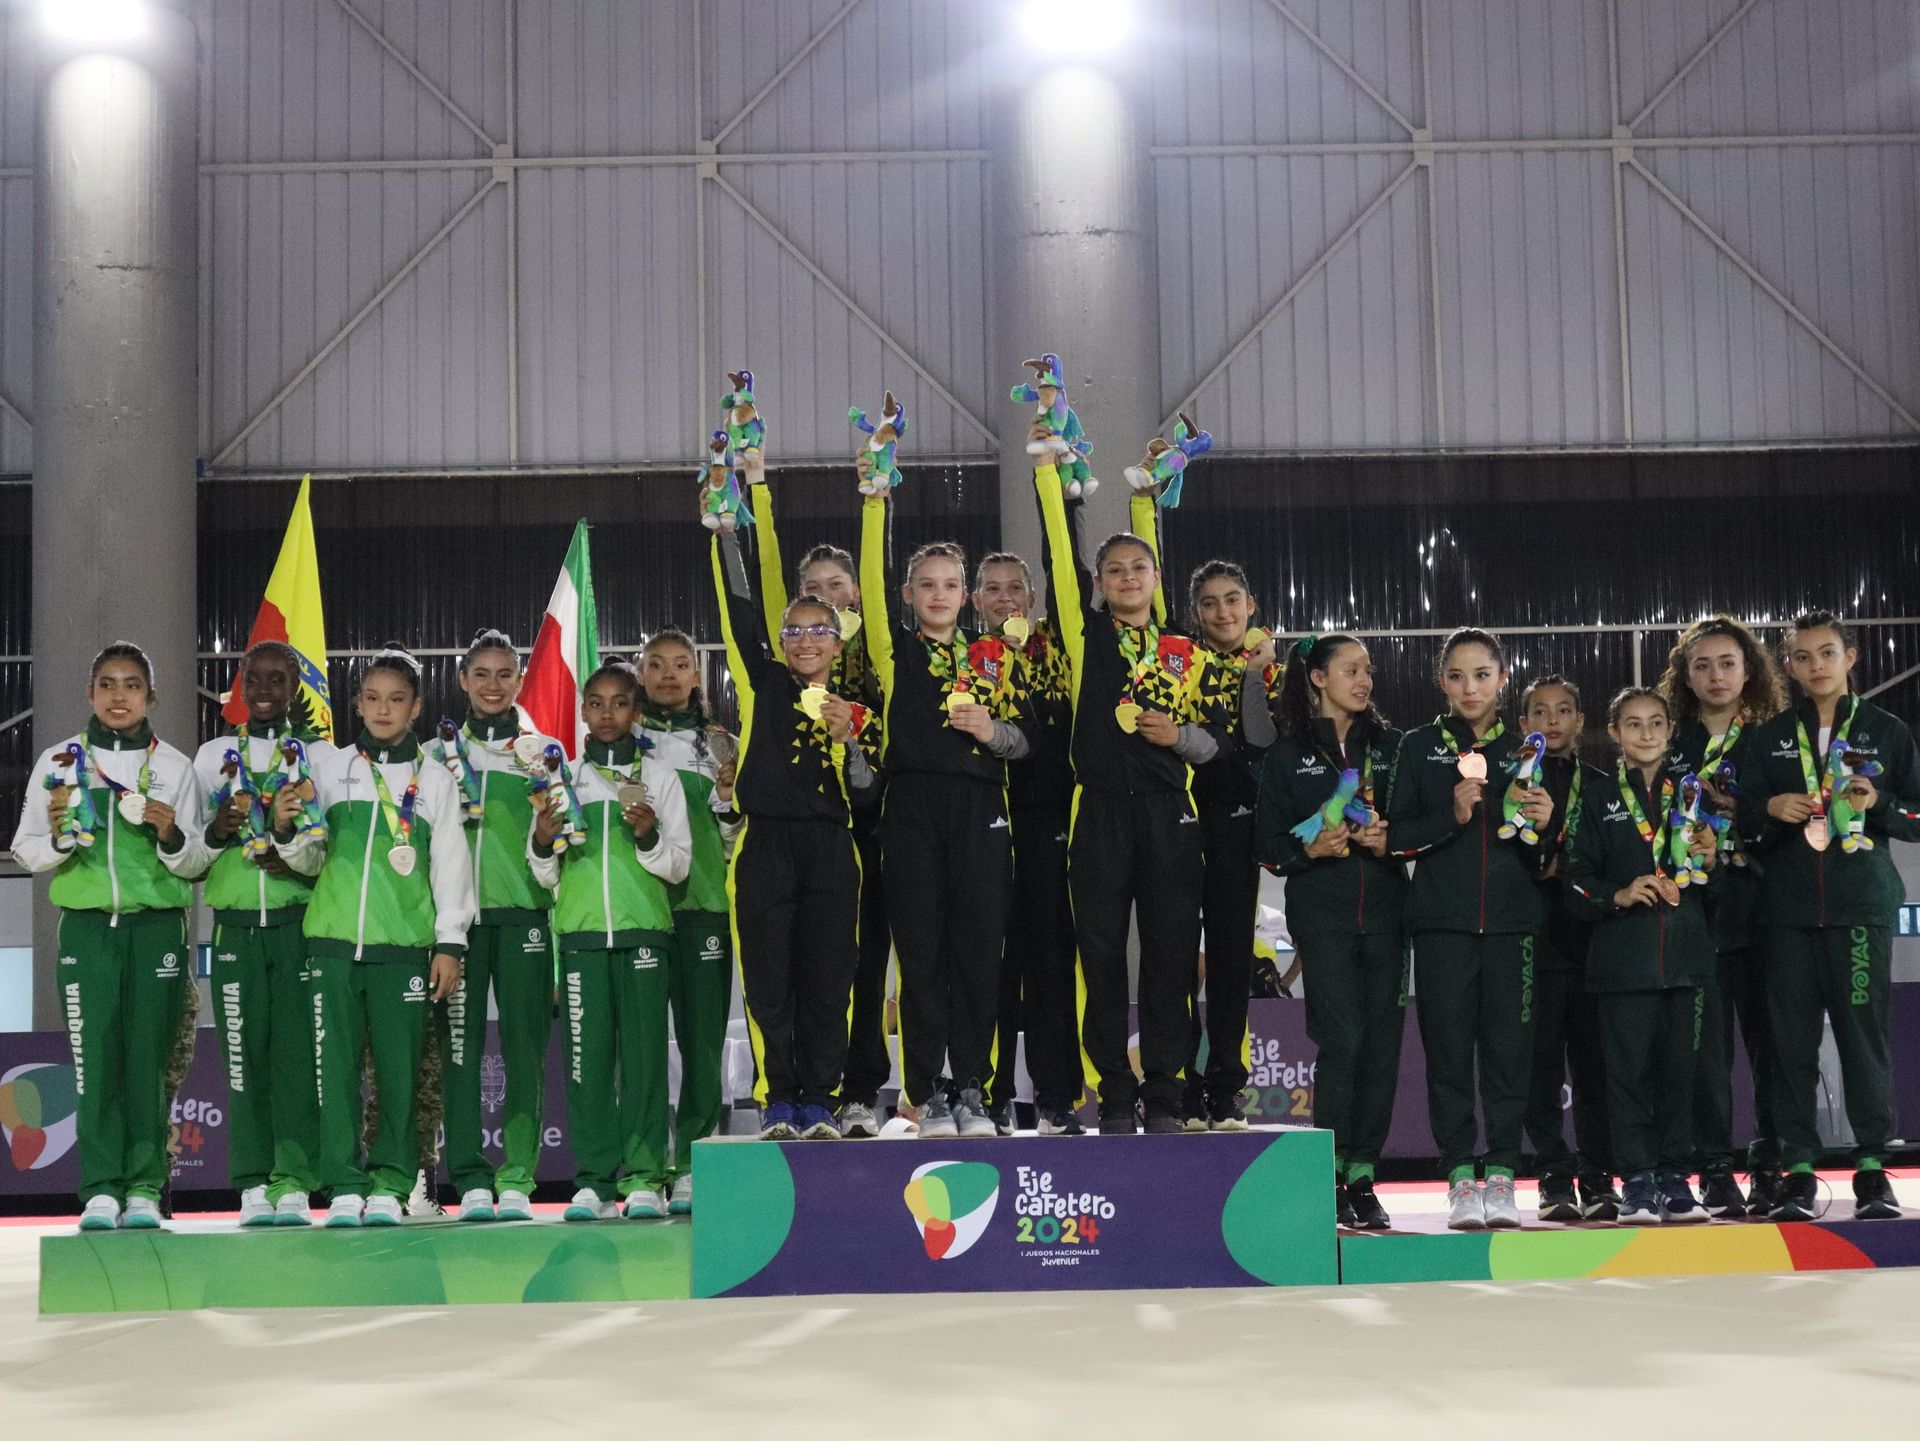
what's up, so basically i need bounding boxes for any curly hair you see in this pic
[1657,614,1786,727]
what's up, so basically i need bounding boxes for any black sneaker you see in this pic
[1700,1171,1747,1219]
[1853,1168,1902,1221]
[1769,1170,1819,1223]
[1097,1100,1139,1136]
[1578,1174,1621,1222]
[1619,1173,1662,1225]
[1336,1183,1358,1228]
[1346,1177,1392,1231]
[1037,1105,1085,1137]
[1207,1091,1250,1132]
[987,1099,1015,1137]
[1537,1174,1581,1223]
[1746,1168,1783,1217]
[1143,1106,1185,1136]
[1658,1172,1707,1223]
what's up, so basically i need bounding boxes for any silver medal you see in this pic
[118,792,148,826]
[511,734,548,769]
[388,843,418,877]
[618,781,650,811]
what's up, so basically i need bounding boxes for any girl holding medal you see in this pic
[429,629,562,1225]
[11,643,211,1232]
[745,486,893,1136]
[713,509,881,1142]
[1183,559,1281,1132]
[1658,616,1786,1217]
[532,659,691,1221]
[1517,676,1616,1222]
[1255,633,1407,1228]
[1031,429,1219,1135]
[1387,628,1554,1229]
[636,628,742,1211]
[191,640,332,1228]
[857,477,1036,1140]
[1565,688,1719,1225]
[1738,611,1920,1222]
[275,646,475,1228]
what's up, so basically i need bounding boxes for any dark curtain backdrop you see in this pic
[5,445,1920,826]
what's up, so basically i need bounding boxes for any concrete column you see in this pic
[30,4,199,1027]
[989,8,1161,575]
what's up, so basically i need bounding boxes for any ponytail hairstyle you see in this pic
[1783,609,1860,694]
[90,641,155,688]
[643,627,724,760]
[1434,626,1507,684]
[1278,633,1388,750]
[1186,559,1252,636]
[795,542,856,595]
[1605,685,1669,730]
[361,643,423,698]
[583,656,639,698]
[782,593,844,635]
[1519,673,1581,713]
[972,550,1032,591]
[1093,532,1155,573]
[904,540,967,586]
[461,627,519,673]
[1657,614,1785,727]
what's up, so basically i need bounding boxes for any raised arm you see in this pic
[1033,462,1092,674]
[713,528,771,731]
[1129,489,1169,627]
[858,491,896,700]
[745,481,792,662]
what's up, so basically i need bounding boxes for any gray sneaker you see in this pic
[1482,1173,1521,1229]
[1446,1178,1487,1231]
[919,1093,959,1138]
[838,1100,880,1138]
[953,1086,997,1139]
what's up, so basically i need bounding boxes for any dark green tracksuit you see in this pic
[1255,717,1407,1176]
[1523,755,1612,1184]
[1388,718,1547,1179]
[1737,695,1920,1170]
[1669,718,1775,1174]
[1565,765,1718,1176]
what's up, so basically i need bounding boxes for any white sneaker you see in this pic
[78,1196,121,1232]
[564,1187,618,1222]
[669,1174,693,1215]
[494,1189,532,1221]
[624,1187,670,1219]
[1482,1174,1522,1229]
[239,1185,276,1228]
[122,1196,162,1230]
[363,1195,404,1227]
[275,1191,313,1227]
[1446,1179,1487,1231]
[405,1170,437,1216]
[326,1194,365,1228]
[838,1101,880,1138]
[457,1187,497,1222]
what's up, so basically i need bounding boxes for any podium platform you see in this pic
[1338,1210,1920,1286]
[39,1216,692,1314]
[690,1125,1338,1298]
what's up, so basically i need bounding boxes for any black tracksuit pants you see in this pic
[1297,928,1406,1172]
[839,820,893,1107]
[1766,925,1894,1169]
[1692,944,1777,1172]
[1069,786,1204,1116]
[1188,801,1257,1104]
[1525,964,1613,1180]
[731,816,862,1110]
[1414,931,1538,1177]
[1600,987,1699,1176]
[994,802,1077,1112]
[883,773,1013,1105]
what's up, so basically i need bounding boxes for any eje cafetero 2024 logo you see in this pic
[903,1160,1000,1260]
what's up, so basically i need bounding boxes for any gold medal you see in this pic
[388,843,417,877]
[1003,615,1031,646]
[838,610,863,642]
[1114,701,1143,734]
[1457,752,1488,782]
[1805,816,1830,853]
[946,689,978,713]
[799,684,827,720]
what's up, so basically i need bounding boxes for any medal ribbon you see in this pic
[1437,716,1507,755]
[360,750,420,848]
[1616,764,1676,875]
[1794,704,1856,813]
[81,736,156,805]
[923,631,981,704]
[1701,714,1744,772]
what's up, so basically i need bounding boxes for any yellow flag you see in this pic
[221,475,332,739]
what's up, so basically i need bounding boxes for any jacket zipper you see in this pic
[475,762,491,907]
[1656,904,1666,984]
[1477,813,1487,934]
[106,782,122,927]
[255,736,269,926]
[353,754,378,960]
[1816,847,1826,926]
[601,794,615,950]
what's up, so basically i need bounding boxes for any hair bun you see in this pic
[373,643,423,677]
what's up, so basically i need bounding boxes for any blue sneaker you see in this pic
[759,1101,799,1140]
[796,1102,842,1139]
[1619,1173,1663,1225]
[1658,1172,1707,1224]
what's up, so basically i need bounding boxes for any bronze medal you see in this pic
[1805,816,1830,852]
[1457,752,1488,782]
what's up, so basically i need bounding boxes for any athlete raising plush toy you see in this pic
[1123,411,1213,509]
[849,391,907,495]
[698,431,752,532]
[1011,353,1098,498]
[721,369,765,469]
